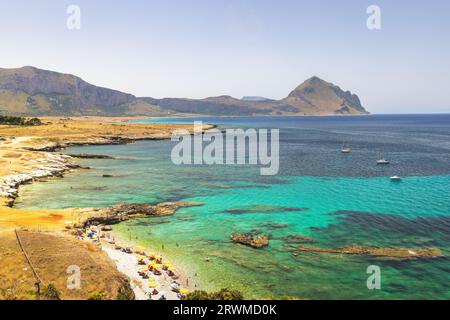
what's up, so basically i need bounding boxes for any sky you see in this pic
[0,0,449,114]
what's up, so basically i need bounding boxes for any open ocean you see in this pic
[15,114,450,299]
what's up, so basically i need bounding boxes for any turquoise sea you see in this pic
[15,114,450,299]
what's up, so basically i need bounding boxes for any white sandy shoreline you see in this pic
[82,226,198,300]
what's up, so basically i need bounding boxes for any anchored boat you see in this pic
[377,150,390,165]
[341,142,351,153]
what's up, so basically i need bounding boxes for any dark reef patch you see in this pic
[260,223,290,229]
[309,210,450,248]
[225,205,308,215]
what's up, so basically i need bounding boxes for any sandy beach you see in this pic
[100,235,194,300]
[73,222,194,300]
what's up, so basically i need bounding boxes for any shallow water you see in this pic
[15,114,450,299]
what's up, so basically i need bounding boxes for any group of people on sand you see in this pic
[75,224,190,300]
[134,250,188,300]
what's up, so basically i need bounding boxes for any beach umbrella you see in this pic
[148,278,155,282]
[149,283,157,288]
[135,246,146,254]
[179,288,189,295]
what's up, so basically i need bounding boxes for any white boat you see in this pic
[390,176,401,181]
[341,142,351,153]
[377,159,390,165]
[376,150,390,165]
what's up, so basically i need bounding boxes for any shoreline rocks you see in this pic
[79,201,203,228]
[0,153,83,207]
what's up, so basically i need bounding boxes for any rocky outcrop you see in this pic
[283,76,367,115]
[294,245,443,260]
[79,202,203,228]
[230,232,270,249]
[23,134,181,154]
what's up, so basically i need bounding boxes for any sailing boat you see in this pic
[341,142,351,153]
[376,150,390,165]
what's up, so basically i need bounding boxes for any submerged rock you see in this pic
[230,232,270,249]
[260,223,289,229]
[294,245,443,260]
[281,234,317,244]
[75,186,108,191]
[67,153,116,159]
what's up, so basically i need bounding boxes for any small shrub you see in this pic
[184,288,243,301]
[88,291,108,300]
[25,117,42,126]
[116,284,134,300]
[0,115,42,126]
[209,288,243,300]
[41,284,60,300]
[183,290,210,300]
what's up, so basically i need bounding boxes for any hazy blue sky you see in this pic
[1,0,449,113]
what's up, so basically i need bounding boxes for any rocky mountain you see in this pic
[0,66,162,116]
[0,66,368,116]
[144,77,368,116]
[280,76,367,115]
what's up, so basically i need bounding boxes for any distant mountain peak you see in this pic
[285,76,367,115]
[306,75,322,82]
